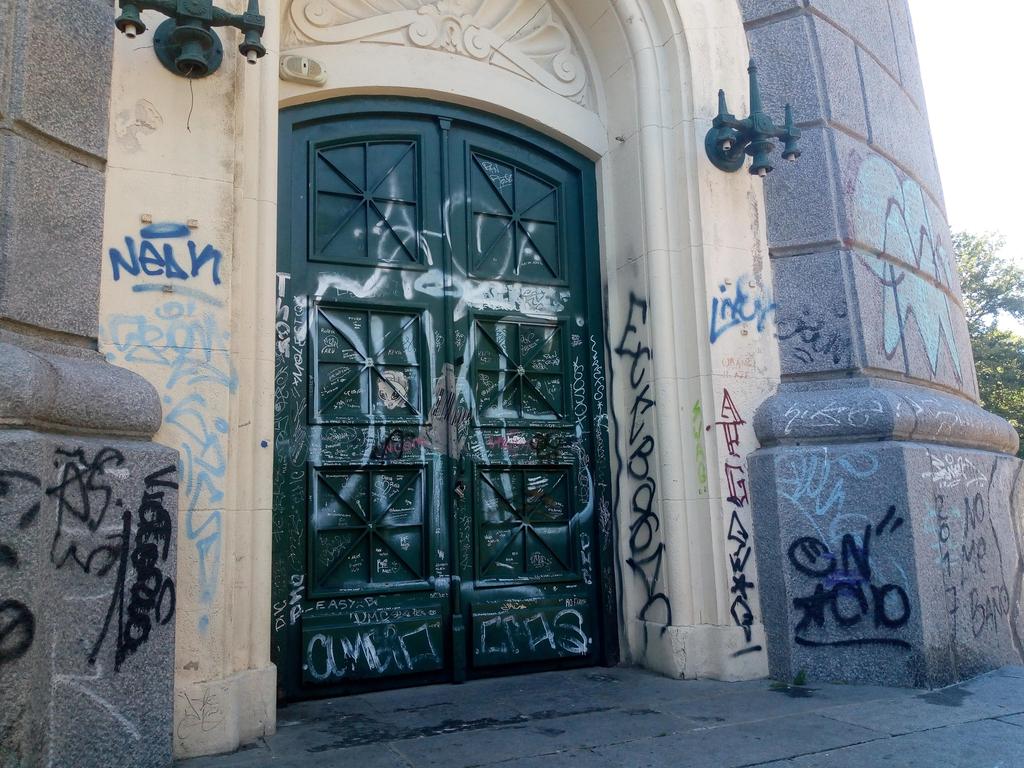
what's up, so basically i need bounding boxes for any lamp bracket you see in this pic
[115,0,266,79]
[705,61,802,177]
[153,19,223,78]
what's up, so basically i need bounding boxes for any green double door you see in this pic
[274,99,611,699]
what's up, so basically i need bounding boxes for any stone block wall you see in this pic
[741,0,1024,686]
[751,442,1024,687]
[0,1,178,765]
[1,433,179,767]
[742,0,970,394]
[0,0,113,337]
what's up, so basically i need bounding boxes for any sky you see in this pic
[908,1,1024,263]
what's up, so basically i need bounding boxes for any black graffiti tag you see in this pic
[775,308,851,366]
[90,465,178,671]
[0,470,42,569]
[615,293,672,635]
[0,599,34,667]
[728,511,761,656]
[47,447,127,577]
[788,506,911,649]
[0,470,42,666]
[2,452,178,671]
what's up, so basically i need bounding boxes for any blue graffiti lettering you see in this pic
[108,223,223,285]
[101,292,236,633]
[709,279,776,343]
[166,394,227,607]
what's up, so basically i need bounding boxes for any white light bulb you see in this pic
[722,139,733,152]
[757,167,768,178]
[247,49,258,65]
[124,22,138,39]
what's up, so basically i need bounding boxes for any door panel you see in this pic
[446,123,600,673]
[310,139,423,267]
[275,100,610,700]
[276,112,451,695]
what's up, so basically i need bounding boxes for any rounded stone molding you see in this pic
[754,379,1020,456]
[0,341,163,438]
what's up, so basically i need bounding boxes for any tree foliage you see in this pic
[954,232,1024,457]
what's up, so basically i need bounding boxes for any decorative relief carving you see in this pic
[283,0,591,105]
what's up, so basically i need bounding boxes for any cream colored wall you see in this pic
[98,1,278,759]
[98,0,777,759]
[584,0,777,679]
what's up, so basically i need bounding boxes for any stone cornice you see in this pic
[754,378,1019,456]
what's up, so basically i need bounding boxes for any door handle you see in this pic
[453,480,466,500]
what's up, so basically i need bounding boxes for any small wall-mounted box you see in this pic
[280,54,327,86]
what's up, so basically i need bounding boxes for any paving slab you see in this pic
[392,707,687,767]
[179,742,273,768]
[481,748,614,768]
[816,687,1013,736]
[958,672,1024,714]
[591,714,882,768]
[654,680,911,727]
[785,718,1024,767]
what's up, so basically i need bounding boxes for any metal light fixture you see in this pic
[115,0,266,79]
[705,61,801,177]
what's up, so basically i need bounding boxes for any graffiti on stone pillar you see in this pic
[778,449,914,650]
[48,447,129,577]
[922,452,1022,670]
[788,505,911,649]
[1010,462,1024,663]
[1,449,178,671]
[775,305,851,367]
[613,292,671,640]
[0,473,41,568]
[0,470,42,667]
[87,465,178,671]
[0,598,34,668]
[852,154,965,386]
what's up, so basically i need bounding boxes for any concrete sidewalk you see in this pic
[179,666,1024,767]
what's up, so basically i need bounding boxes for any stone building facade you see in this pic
[0,0,1020,765]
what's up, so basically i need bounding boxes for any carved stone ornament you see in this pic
[283,0,591,105]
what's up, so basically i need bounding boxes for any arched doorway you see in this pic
[144,0,774,754]
[273,98,614,698]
